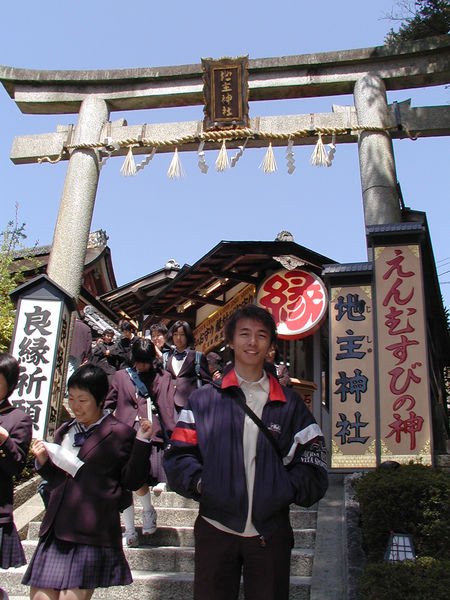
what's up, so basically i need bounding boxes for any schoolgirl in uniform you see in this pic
[164,320,211,412]
[0,352,32,570]
[22,364,153,600]
[105,337,176,545]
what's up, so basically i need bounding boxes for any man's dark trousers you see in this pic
[193,516,293,600]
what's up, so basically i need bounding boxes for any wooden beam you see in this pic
[210,269,260,285]
[189,295,225,307]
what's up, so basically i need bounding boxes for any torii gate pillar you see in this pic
[47,96,109,299]
[354,74,402,230]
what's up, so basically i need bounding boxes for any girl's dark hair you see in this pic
[67,364,109,407]
[168,320,195,347]
[0,352,20,398]
[224,304,277,345]
[131,337,156,364]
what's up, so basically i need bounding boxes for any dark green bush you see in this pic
[358,557,450,600]
[354,463,450,562]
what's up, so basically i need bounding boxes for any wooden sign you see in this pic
[194,284,255,352]
[202,56,249,130]
[329,284,377,469]
[374,245,432,465]
[257,269,328,340]
[9,275,75,441]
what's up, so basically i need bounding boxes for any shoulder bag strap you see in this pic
[126,367,149,397]
[195,351,202,388]
[126,368,169,447]
[230,392,283,460]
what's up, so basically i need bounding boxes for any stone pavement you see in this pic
[311,473,347,599]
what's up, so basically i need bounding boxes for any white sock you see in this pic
[122,504,136,533]
[138,491,153,512]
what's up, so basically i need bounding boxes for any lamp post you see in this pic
[384,532,416,562]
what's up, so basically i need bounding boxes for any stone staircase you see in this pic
[3,490,319,600]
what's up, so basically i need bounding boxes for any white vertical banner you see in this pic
[10,297,65,439]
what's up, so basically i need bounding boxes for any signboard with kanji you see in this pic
[194,284,255,352]
[330,285,377,468]
[374,245,432,465]
[202,56,249,130]
[9,276,74,441]
[256,269,328,339]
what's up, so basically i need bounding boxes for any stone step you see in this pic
[150,491,199,508]
[132,505,317,529]
[151,489,317,510]
[26,509,317,540]
[21,539,314,576]
[26,521,196,546]
[27,520,316,549]
[14,490,318,599]
[0,568,312,600]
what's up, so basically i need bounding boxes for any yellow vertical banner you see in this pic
[374,245,432,465]
[330,284,377,468]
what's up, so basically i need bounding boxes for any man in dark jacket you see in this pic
[67,315,92,377]
[164,305,328,600]
[91,328,119,382]
[114,320,137,370]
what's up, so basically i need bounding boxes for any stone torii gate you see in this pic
[1,35,449,301]
[2,35,450,447]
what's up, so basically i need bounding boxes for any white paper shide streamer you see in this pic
[136,147,157,173]
[197,141,209,174]
[286,138,295,174]
[230,137,249,167]
[94,127,342,178]
[327,134,336,167]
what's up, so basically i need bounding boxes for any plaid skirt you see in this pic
[22,532,132,590]
[0,522,26,569]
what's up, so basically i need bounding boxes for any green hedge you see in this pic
[354,464,450,561]
[358,557,450,600]
[354,463,450,599]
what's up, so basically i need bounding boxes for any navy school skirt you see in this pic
[0,522,26,569]
[22,532,132,590]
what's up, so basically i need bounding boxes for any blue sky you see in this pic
[0,1,448,309]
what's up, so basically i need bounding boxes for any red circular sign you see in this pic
[257,269,328,339]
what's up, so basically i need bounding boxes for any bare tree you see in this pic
[384,0,450,46]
